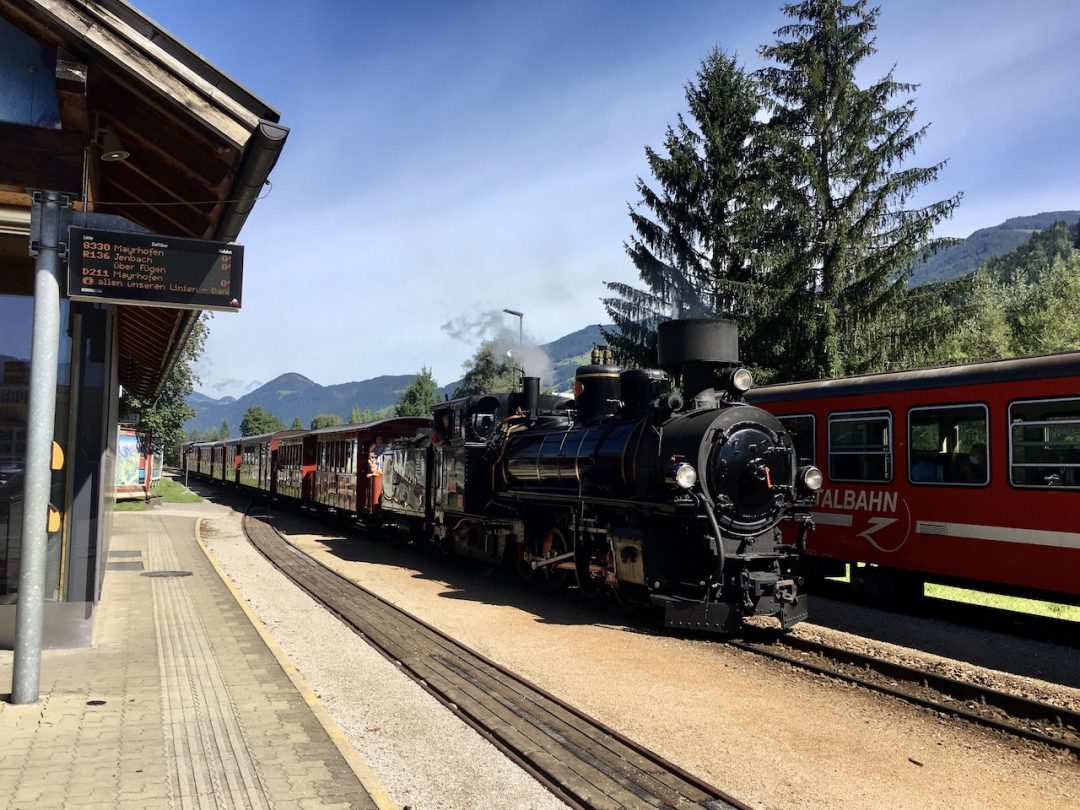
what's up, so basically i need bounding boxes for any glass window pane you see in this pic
[1010,398,1080,488]
[909,405,988,485]
[829,411,891,482]
[779,415,815,466]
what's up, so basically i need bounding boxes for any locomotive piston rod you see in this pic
[529,550,576,570]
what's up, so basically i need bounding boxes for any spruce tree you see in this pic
[603,48,767,369]
[757,0,961,378]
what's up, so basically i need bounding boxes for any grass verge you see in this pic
[115,476,202,511]
[924,582,1080,622]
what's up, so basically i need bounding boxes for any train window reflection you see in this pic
[828,410,891,482]
[908,404,988,485]
[1009,397,1080,489]
[780,414,815,466]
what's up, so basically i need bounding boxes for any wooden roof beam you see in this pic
[55,49,90,133]
[27,0,255,149]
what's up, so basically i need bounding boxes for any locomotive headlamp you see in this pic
[730,367,753,392]
[721,367,756,393]
[666,462,698,490]
[799,465,824,492]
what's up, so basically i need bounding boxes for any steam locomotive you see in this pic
[185,318,822,632]
[380,318,821,631]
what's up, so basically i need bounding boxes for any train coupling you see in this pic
[744,571,808,628]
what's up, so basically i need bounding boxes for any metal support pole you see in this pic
[11,190,68,705]
[502,308,523,345]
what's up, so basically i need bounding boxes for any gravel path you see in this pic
[168,488,1079,809]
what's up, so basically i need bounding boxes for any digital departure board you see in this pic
[67,226,244,312]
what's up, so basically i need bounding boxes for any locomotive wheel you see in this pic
[574,542,603,598]
[542,527,571,589]
[514,539,535,581]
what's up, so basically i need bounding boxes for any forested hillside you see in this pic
[915,217,1080,365]
[908,211,1080,286]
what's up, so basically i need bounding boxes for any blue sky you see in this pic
[133,0,1080,397]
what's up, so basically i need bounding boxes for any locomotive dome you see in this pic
[574,344,621,422]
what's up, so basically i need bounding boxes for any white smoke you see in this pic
[441,309,555,386]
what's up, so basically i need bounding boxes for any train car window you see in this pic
[908,404,988,485]
[779,415,815,466]
[1009,397,1080,489]
[828,411,891,482]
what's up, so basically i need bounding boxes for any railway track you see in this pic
[242,510,747,810]
[732,633,1080,758]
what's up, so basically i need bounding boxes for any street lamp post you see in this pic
[502,308,523,345]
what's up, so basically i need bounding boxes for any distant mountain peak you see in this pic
[910,209,1080,287]
[263,372,318,391]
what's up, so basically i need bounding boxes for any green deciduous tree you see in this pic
[920,220,1080,364]
[757,0,961,378]
[310,413,343,429]
[240,405,284,436]
[453,343,518,397]
[395,367,439,417]
[290,417,303,429]
[121,316,207,466]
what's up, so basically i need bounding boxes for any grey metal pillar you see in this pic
[11,191,69,705]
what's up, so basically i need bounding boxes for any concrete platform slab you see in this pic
[0,510,389,809]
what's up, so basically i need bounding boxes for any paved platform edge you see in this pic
[193,517,397,810]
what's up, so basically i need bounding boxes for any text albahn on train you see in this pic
[748,351,1080,605]
[184,318,824,633]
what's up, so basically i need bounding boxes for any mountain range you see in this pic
[185,324,608,433]
[187,209,1079,434]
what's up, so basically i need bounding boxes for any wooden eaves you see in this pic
[0,0,289,399]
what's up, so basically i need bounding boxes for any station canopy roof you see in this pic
[0,0,287,398]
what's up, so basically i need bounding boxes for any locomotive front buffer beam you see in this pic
[652,571,808,633]
[652,595,741,633]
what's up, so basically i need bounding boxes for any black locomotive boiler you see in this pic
[380,318,822,632]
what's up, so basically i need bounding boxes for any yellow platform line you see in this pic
[194,517,397,810]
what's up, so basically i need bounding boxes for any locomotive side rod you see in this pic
[528,550,576,570]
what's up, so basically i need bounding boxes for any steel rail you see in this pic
[240,509,748,810]
[730,635,1080,757]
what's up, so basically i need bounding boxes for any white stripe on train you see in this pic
[808,512,1080,549]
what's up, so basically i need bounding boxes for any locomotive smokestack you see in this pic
[522,376,540,415]
[656,318,739,409]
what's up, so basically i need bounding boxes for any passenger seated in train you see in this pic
[956,442,987,483]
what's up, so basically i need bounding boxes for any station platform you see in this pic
[0,507,389,810]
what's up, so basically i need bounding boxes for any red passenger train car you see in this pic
[183,419,429,520]
[306,419,428,514]
[749,351,1080,604]
[238,430,306,493]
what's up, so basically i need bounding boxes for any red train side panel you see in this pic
[750,352,1080,602]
